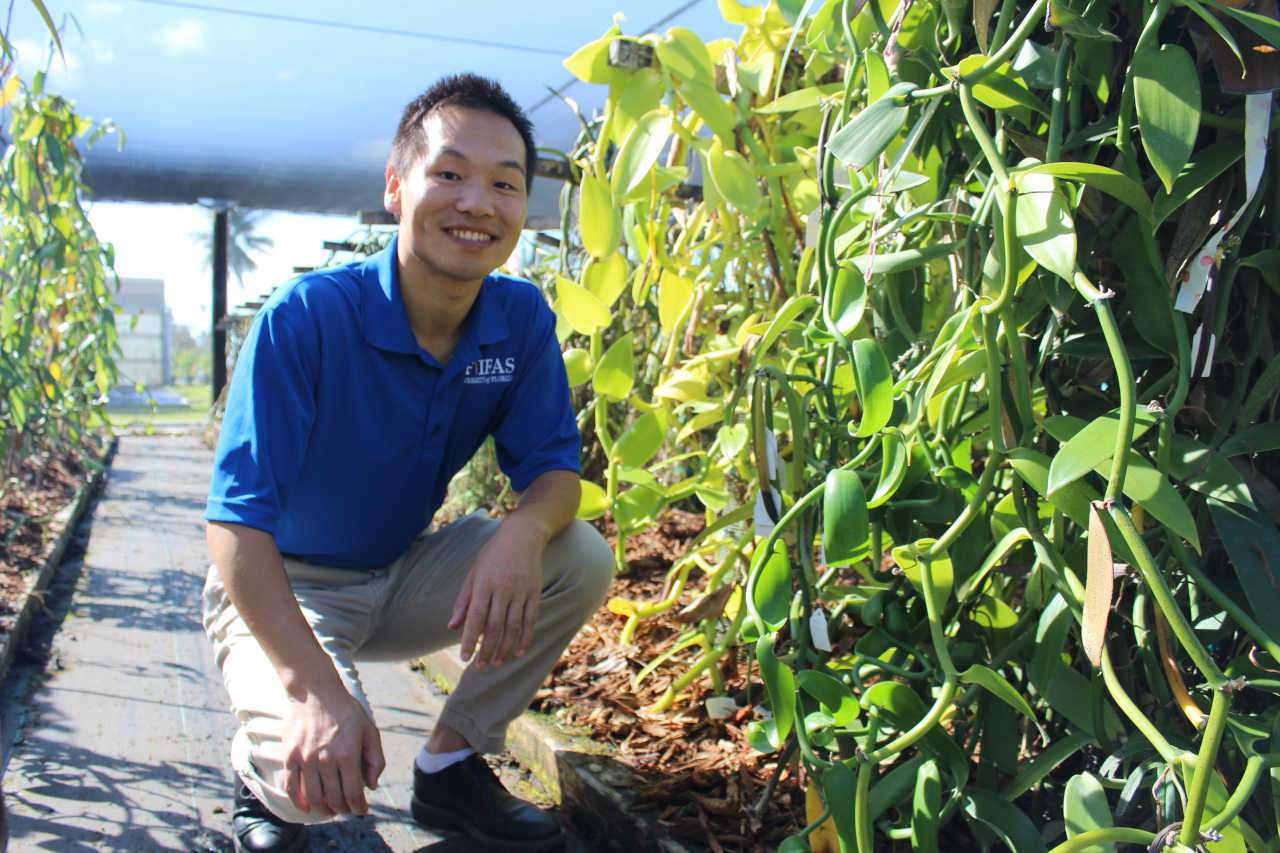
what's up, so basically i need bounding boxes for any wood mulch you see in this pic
[0,441,99,634]
[534,509,805,852]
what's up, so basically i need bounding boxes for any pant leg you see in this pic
[359,515,614,753]
[202,561,386,825]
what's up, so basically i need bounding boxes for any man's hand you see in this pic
[281,684,386,816]
[449,519,545,670]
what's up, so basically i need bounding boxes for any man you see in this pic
[203,74,614,853]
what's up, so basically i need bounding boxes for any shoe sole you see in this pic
[233,827,308,853]
[411,796,564,851]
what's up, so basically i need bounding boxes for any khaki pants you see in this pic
[202,514,613,825]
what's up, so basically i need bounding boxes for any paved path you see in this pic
[0,433,468,852]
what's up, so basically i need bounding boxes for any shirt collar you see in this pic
[361,234,510,356]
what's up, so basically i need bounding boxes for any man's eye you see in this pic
[437,170,461,180]
[496,182,517,191]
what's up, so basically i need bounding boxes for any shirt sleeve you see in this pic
[491,299,581,492]
[205,291,319,535]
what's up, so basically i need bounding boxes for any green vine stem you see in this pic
[1180,688,1231,845]
[1046,827,1156,852]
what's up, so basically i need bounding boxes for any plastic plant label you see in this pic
[705,696,738,719]
[810,607,833,652]
[1176,93,1272,314]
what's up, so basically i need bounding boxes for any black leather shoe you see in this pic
[411,755,563,851]
[233,783,308,853]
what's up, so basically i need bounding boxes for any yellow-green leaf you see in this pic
[593,332,635,400]
[563,348,592,387]
[611,109,673,200]
[579,174,622,259]
[556,276,611,335]
[577,480,609,521]
[708,144,760,212]
[655,27,715,85]
[1013,168,1076,283]
[563,29,619,84]
[659,271,695,334]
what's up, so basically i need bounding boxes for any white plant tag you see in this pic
[810,607,833,652]
[754,487,782,536]
[705,696,738,720]
[1176,93,1273,313]
[805,209,821,249]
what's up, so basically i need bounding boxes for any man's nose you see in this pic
[455,179,495,216]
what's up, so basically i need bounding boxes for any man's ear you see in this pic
[383,164,402,217]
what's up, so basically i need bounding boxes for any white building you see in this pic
[115,277,173,387]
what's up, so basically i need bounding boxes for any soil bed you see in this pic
[0,439,103,633]
[533,509,805,852]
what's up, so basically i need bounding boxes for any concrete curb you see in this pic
[0,439,114,689]
[418,648,693,853]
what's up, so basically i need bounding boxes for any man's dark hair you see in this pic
[390,73,537,194]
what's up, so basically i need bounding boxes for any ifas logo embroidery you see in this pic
[463,356,516,385]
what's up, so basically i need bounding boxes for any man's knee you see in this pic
[548,520,614,610]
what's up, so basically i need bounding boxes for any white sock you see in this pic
[415,745,474,775]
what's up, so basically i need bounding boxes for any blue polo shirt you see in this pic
[205,237,580,569]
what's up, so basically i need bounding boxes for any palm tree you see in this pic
[194,207,275,286]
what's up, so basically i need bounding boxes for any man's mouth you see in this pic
[445,227,497,244]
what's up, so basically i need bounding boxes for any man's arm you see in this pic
[449,469,581,670]
[207,521,385,816]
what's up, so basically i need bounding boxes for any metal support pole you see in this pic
[212,208,229,403]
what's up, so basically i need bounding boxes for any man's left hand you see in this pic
[449,519,544,670]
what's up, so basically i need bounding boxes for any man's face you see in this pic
[384,105,528,290]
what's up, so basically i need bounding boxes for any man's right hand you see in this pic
[281,684,386,816]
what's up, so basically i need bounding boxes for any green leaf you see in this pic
[556,276,611,335]
[562,28,619,83]
[1221,422,1280,457]
[1169,435,1254,509]
[1013,168,1076,283]
[957,528,1032,603]
[823,469,868,566]
[892,539,954,607]
[718,423,749,460]
[579,174,622,258]
[821,761,858,847]
[1133,45,1201,194]
[1207,500,1280,643]
[1208,0,1280,50]
[658,271,695,335]
[754,541,792,628]
[613,411,663,467]
[615,483,664,530]
[912,760,942,853]
[707,144,760,212]
[756,634,796,745]
[796,670,860,727]
[610,109,673,201]
[961,664,1036,721]
[654,27,714,85]
[827,82,916,171]
[1046,0,1120,40]
[1151,138,1242,227]
[962,789,1048,853]
[1064,773,1115,850]
[583,251,630,307]
[754,295,819,363]
[1045,408,1159,495]
[755,82,845,113]
[853,242,958,276]
[577,480,609,521]
[1014,161,1152,222]
[563,348,592,387]
[592,333,634,400]
[868,428,908,508]
[1239,249,1280,295]
[958,55,1047,115]
[681,79,739,144]
[1045,414,1200,551]
[851,338,893,437]
[828,263,867,338]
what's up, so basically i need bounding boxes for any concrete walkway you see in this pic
[0,433,468,852]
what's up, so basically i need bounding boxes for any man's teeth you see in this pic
[450,229,494,242]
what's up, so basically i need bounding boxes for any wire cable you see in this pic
[127,0,571,56]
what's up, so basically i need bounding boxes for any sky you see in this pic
[87,202,359,332]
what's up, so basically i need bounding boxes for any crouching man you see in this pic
[202,73,614,852]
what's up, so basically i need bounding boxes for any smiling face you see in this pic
[384,105,528,299]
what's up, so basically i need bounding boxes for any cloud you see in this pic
[353,136,393,165]
[86,40,116,64]
[87,1,123,16]
[11,38,82,81]
[276,68,298,82]
[153,19,206,55]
